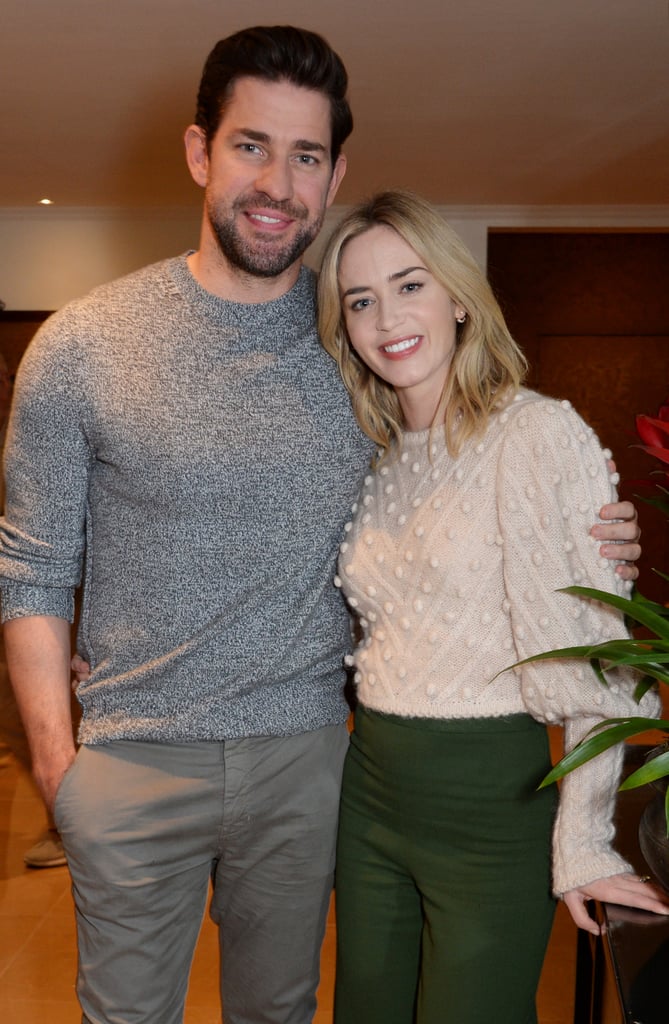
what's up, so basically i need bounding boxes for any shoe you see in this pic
[24,829,67,869]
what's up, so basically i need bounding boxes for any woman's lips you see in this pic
[380,336,422,359]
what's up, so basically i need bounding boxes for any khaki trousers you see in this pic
[54,725,349,1024]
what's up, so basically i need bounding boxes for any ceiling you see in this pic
[3,0,669,211]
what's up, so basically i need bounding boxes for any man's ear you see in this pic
[326,153,347,208]
[184,125,209,188]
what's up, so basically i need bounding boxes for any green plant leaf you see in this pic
[619,749,669,790]
[635,493,669,516]
[492,646,594,678]
[623,665,669,686]
[628,589,669,617]
[540,717,669,787]
[501,640,669,683]
[558,586,669,636]
[601,652,669,667]
[635,675,660,702]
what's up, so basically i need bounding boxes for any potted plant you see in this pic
[514,397,669,885]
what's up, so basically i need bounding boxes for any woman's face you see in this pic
[337,225,464,431]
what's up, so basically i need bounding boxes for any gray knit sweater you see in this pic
[0,257,373,743]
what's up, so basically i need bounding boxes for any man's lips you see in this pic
[244,209,295,232]
[380,336,422,359]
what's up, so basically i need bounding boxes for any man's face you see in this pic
[187,76,346,279]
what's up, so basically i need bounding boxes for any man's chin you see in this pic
[226,235,316,279]
[209,202,321,279]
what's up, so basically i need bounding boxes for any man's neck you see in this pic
[186,247,302,305]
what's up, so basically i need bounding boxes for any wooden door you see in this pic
[487,232,669,604]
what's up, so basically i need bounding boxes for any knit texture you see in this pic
[0,257,373,743]
[337,389,659,893]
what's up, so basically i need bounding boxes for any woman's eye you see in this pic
[401,281,423,294]
[350,298,372,312]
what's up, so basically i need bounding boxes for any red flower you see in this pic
[659,396,669,423]
[636,397,669,475]
[636,414,669,450]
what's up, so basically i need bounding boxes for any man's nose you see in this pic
[254,158,293,203]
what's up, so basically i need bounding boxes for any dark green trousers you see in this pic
[334,707,557,1024]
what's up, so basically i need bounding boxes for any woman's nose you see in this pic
[375,298,400,332]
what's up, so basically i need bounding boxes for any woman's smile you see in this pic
[380,335,423,358]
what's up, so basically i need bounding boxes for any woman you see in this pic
[317,189,668,1024]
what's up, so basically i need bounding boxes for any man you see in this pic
[0,24,641,1024]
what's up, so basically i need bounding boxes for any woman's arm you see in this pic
[564,874,669,935]
[498,397,659,901]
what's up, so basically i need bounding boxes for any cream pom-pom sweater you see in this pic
[336,389,659,894]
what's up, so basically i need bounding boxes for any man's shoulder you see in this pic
[17,258,184,377]
[70,255,181,314]
[33,257,183,342]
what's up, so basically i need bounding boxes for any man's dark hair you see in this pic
[194,25,353,163]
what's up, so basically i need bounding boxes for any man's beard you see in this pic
[207,192,325,279]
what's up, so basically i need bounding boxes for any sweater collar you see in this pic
[165,254,318,333]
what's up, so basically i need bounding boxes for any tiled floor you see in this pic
[0,755,577,1023]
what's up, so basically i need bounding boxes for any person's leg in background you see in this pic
[0,639,68,867]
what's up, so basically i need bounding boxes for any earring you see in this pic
[455,312,467,323]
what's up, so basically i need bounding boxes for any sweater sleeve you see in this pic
[496,395,660,894]
[0,313,91,623]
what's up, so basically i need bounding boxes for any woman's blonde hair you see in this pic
[318,189,527,456]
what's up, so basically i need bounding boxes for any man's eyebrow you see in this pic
[341,266,427,299]
[294,140,327,153]
[235,129,327,154]
[235,129,271,145]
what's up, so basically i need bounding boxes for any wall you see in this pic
[1,205,669,311]
[488,230,669,603]
[0,209,202,311]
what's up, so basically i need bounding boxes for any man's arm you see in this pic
[4,615,75,814]
[595,499,641,581]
